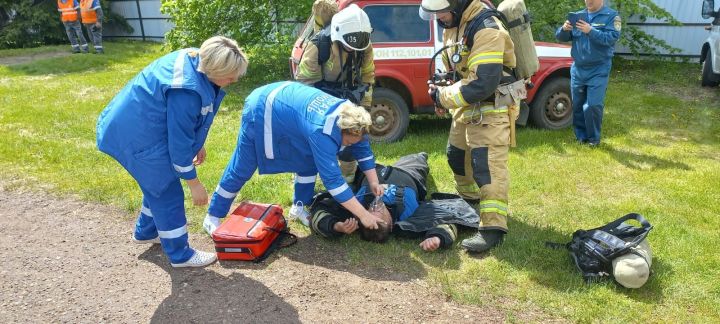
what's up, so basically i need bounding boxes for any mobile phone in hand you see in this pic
[567,12,580,26]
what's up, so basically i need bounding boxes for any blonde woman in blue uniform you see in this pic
[203,82,386,234]
[96,36,248,268]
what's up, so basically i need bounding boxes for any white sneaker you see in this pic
[170,250,217,268]
[203,214,221,236]
[132,236,160,244]
[289,203,311,227]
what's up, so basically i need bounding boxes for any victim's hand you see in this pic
[333,218,359,234]
[419,236,441,252]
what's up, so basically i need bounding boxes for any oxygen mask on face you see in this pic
[369,195,384,213]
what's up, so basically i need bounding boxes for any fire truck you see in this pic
[291,0,574,142]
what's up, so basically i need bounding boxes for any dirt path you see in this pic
[0,188,554,323]
[0,51,72,66]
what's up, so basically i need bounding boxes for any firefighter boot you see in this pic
[461,230,504,253]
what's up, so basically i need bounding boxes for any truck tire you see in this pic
[529,76,572,130]
[701,50,720,87]
[369,87,410,142]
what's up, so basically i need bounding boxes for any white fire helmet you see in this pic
[330,4,372,51]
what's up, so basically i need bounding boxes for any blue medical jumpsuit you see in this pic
[96,49,225,264]
[556,6,621,145]
[207,81,376,219]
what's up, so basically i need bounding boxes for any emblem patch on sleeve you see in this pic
[614,16,622,31]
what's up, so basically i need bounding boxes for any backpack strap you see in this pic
[462,9,519,80]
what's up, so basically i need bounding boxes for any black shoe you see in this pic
[588,142,600,148]
[461,230,505,253]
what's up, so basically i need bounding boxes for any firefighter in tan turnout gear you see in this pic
[420,0,516,252]
[295,2,376,182]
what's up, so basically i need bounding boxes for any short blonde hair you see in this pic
[337,101,372,134]
[197,36,248,80]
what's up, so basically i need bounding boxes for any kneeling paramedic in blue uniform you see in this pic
[96,36,248,268]
[556,0,621,146]
[202,81,386,234]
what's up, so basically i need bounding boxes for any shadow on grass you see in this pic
[138,247,301,323]
[4,41,161,76]
[474,215,671,303]
[599,144,692,171]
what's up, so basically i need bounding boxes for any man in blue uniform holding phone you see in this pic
[557,0,621,147]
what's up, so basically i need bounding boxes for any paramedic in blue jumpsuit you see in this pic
[96,36,248,268]
[202,81,386,234]
[556,0,621,146]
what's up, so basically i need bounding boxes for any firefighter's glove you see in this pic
[428,83,447,116]
[428,83,443,107]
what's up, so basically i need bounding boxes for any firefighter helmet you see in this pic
[330,4,372,51]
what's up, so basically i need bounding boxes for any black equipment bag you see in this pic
[547,213,653,282]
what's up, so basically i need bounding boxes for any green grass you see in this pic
[1,41,719,322]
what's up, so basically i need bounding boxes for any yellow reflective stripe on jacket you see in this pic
[480,106,508,114]
[467,51,504,69]
[452,92,469,107]
[480,200,508,215]
[296,64,321,80]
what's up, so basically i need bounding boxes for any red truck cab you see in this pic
[291,0,574,142]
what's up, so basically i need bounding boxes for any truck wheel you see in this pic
[530,77,572,130]
[369,87,410,142]
[701,50,720,87]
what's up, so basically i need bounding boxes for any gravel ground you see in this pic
[0,187,557,323]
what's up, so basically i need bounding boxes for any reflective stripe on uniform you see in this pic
[462,105,508,120]
[467,51,504,70]
[263,81,292,159]
[158,225,188,239]
[479,199,508,216]
[200,105,213,116]
[171,49,189,88]
[215,185,238,199]
[357,155,373,162]
[297,64,321,79]
[295,174,317,184]
[141,206,153,217]
[323,102,345,135]
[328,183,350,196]
[452,91,468,107]
[173,163,194,173]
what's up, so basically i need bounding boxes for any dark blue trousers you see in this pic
[570,62,611,144]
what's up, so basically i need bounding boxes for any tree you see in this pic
[491,0,681,56]
[0,0,131,49]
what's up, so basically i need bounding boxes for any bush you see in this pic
[0,0,131,49]
[161,0,310,50]
[489,0,681,56]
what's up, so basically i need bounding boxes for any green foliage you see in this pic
[490,0,681,56]
[0,0,64,48]
[161,0,311,49]
[0,0,131,49]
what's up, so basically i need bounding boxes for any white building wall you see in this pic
[616,0,716,58]
[105,0,171,41]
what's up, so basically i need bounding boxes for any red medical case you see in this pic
[212,202,291,262]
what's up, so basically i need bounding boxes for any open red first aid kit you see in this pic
[212,202,297,262]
